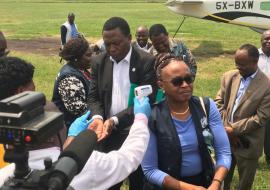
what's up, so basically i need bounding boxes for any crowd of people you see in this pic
[0,13,270,190]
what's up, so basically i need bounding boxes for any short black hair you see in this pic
[0,56,35,100]
[239,44,259,60]
[102,17,130,36]
[149,24,168,39]
[68,12,75,17]
[59,37,89,61]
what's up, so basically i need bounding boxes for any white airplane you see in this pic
[166,0,270,32]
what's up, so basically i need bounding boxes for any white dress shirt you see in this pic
[69,113,149,190]
[109,47,132,117]
[258,48,270,76]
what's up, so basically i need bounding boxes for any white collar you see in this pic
[259,48,264,55]
[250,69,258,79]
[136,42,148,49]
[110,46,132,64]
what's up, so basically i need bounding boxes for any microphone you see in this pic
[48,130,97,190]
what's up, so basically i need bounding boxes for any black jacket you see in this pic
[144,96,214,189]
[52,63,91,128]
[88,47,157,150]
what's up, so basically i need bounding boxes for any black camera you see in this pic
[0,91,63,146]
[0,91,97,190]
[0,91,63,190]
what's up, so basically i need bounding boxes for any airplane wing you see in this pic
[166,0,203,5]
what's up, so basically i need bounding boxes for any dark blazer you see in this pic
[88,47,156,137]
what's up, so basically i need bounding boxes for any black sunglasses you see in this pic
[163,75,194,87]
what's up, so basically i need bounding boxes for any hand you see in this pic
[102,118,114,139]
[68,111,93,137]
[133,97,151,118]
[225,127,234,136]
[88,118,104,141]
[225,127,239,148]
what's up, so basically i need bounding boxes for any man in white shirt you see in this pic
[88,17,156,190]
[258,30,270,165]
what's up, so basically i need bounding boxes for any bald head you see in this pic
[135,25,149,48]
[235,44,258,78]
[136,26,148,33]
[261,30,270,56]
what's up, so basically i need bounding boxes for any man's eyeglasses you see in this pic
[162,75,194,87]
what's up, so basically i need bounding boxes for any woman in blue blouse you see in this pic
[142,53,231,190]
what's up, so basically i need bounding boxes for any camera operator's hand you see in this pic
[134,97,151,118]
[68,111,93,137]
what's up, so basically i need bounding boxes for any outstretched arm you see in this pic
[63,111,92,149]
[70,97,151,190]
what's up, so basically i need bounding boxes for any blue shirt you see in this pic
[173,115,202,177]
[141,99,231,187]
[71,24,78,38]
[230,70,257,122]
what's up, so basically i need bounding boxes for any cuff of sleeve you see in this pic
[111,116,119,128]
[134,113,148,125]
[92,115,103,121]
[159,174,169,187]
[216,158,232,171]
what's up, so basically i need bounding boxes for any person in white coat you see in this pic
[67,96,151,190]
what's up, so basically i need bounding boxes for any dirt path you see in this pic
[7,37,61,56]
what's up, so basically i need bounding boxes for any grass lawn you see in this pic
[1,1,269,189]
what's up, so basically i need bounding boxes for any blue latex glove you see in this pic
[133,97,151,118]
[68,111,93,137]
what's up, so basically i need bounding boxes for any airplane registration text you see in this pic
[216,1,254,10]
